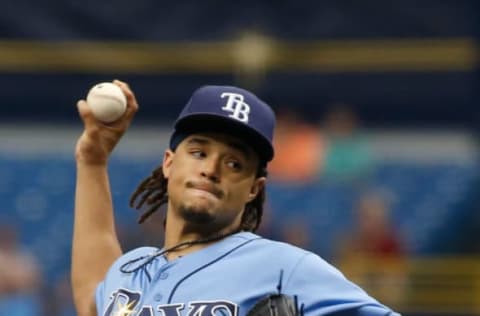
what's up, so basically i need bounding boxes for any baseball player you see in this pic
[72,80,401,316]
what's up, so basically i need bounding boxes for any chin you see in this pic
[179,205,215,225]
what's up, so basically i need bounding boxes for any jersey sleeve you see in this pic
[95,246,158,315]
[284,253,401,315]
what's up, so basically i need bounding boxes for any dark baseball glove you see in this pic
[246,294,302,316]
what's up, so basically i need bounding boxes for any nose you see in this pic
[200,156,221,182]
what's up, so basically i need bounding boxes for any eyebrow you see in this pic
[187,137,251,159]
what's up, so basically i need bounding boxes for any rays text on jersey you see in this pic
[104,289,239,316]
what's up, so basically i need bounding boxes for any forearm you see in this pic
[71,80,138,315]
[71,162,122,313]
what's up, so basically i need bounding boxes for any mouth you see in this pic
[189,188,219,200]
[186,182,223,199]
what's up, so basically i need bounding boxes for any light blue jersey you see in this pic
[96,232,400,316]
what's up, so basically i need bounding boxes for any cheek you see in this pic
[166,162,188,193]
[224,179,255,204]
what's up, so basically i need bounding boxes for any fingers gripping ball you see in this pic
[86,82,127,123]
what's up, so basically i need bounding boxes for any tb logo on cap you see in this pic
[221,92,250,123]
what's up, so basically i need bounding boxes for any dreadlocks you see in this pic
[130,165,267,232]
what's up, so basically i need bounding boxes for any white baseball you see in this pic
[86,82,127,123]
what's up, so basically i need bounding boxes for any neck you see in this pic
[163,209,241,260]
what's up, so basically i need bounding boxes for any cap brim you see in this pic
[174,114,274,162]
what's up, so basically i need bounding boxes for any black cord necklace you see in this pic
[120,229,241,274]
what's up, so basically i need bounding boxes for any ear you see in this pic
[162,149,174,179]
[247,177,266,202]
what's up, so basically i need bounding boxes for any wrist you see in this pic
[75,155,109,167]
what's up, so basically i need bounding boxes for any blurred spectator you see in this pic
[0,224,42,316]
[338,192,403,256]
[320,103,373,182]
[269,107,323,183]
[336,191,407,308]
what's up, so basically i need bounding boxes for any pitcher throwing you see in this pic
[72,80,400,316]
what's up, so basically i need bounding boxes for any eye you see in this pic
[226,160,242,171]
[190,150,206,159]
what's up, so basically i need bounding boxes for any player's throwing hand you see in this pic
[75,80,138,165]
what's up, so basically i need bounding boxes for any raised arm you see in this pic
[71,80,139,316]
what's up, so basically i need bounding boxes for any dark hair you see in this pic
[130,165,267,232]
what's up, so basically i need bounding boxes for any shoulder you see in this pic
[240,233,324,260]
[239,233,341,276]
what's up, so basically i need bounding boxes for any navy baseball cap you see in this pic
[169,85,275,163]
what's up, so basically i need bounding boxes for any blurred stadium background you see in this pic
[0,0,479,315]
